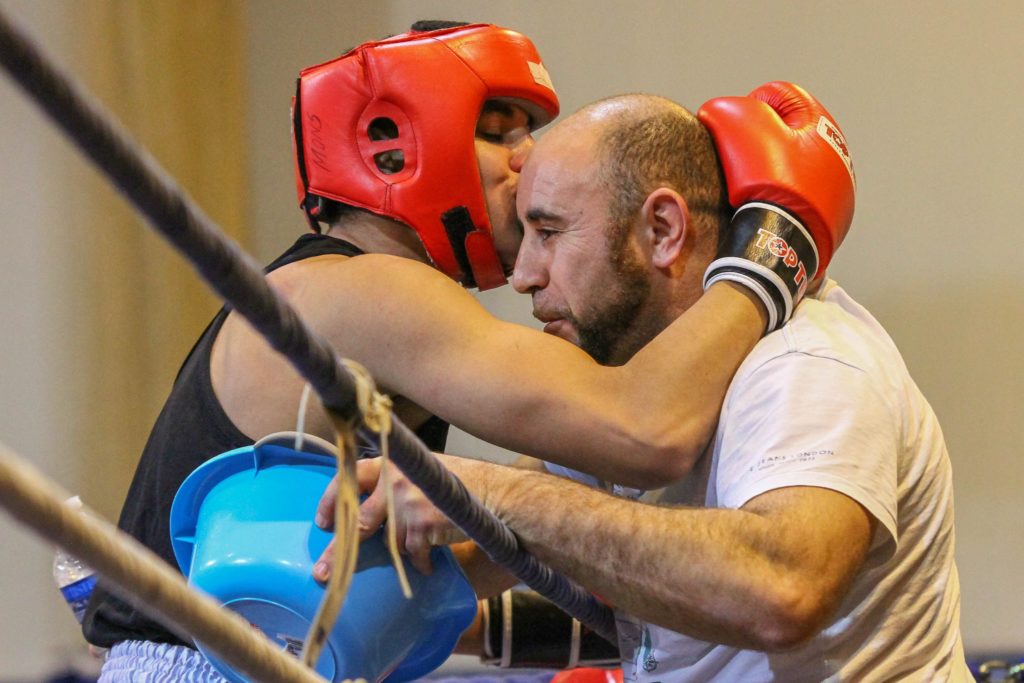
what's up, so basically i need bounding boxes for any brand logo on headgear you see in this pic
[756,228,809,296]
[306,113,330,172]
[528,61,554,90]
[816,116,855,187]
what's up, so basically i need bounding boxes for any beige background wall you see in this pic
[0,0,1021,677]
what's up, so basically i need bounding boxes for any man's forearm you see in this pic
[448,456,870,652]
[475,461,772,647]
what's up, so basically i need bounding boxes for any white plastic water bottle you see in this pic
[53,496,97,624]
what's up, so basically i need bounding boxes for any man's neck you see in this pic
[325,213,431,264]
[605,271,704,366]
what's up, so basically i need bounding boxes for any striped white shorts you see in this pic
[98,640,229,682]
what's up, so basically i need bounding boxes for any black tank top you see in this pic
[83,234,450,647]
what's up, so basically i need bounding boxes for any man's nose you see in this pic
[509,135,534,173]
[511,238,547,294]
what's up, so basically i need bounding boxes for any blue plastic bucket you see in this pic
[169,433,477,683]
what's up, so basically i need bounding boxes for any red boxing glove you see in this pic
[698,81,855,331]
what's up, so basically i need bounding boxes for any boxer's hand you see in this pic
[698,81,856,331]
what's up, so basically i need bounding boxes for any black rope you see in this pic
[0,9,617,643]
[372,424,616,634]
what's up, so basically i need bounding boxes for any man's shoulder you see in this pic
[263,248,478,349]
[737,280,903,383]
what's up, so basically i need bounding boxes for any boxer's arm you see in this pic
[440,455,874,651]
[301,255,763,490]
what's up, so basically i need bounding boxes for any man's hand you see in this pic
[313,456,471,580]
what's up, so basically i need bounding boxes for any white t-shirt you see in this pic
[549,281,971,682]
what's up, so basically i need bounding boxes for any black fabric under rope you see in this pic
[0,9,617,644]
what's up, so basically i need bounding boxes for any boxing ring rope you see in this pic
[0,5,618,674]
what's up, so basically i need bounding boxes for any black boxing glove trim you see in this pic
[703,202,819,332]
[481,590,620,669]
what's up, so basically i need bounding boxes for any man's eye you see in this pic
[537,228,557,242]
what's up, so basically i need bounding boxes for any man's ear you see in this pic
[640,188,689,269]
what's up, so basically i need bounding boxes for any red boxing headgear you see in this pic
[292,24,560,290]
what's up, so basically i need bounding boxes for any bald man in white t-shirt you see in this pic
[356,92,971,681]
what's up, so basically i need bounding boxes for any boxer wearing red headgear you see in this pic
[293,23,558,290]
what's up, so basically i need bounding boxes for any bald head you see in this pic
[528,94,730,252]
